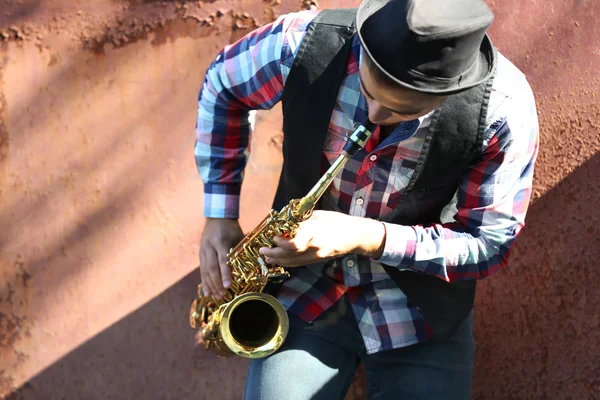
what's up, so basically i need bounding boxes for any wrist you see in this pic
[206,216,240,228]
[354,217,386,259]
[202,183,241,219]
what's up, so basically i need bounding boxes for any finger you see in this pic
[202,269,215,297]
[216,244,232,291]
[265,251,318,268]
[206,248,223,298]
[199,272,210,299]
[260,246,298,260]
[271,236,298,250]
[200,268,213,298]
[263,246,319,267]
[198,249,204,281]
[205,247,225,298]
[199,248,215,298]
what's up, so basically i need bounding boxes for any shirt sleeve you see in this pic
[375,71,540,282]
[194,10,319,218]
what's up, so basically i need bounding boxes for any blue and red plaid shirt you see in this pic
[195,10,539,354]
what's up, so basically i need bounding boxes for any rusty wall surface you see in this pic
[0,0,598,399]
[470,1,600,398]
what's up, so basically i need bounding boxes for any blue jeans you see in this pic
[244,294,475,400]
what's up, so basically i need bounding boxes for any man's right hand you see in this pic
[199,218,244,299]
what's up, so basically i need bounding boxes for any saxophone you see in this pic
[189,120,376,359]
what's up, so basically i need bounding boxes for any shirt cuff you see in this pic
[202,183,241,219]
[373,222,417,267]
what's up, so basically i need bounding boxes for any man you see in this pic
[194,0,539,398]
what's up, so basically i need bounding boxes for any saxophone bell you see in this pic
[219,292,289,358]
[192,289,289,359]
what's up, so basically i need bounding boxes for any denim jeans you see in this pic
[244,294,475,400]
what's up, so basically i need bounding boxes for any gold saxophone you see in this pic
[189,120,376,359]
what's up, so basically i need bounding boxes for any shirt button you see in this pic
[347,260,355,268]
[369,154,378,161]
[356,197,364,205]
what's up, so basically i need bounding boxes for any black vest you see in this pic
[273,9,496,339]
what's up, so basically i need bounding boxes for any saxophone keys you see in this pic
[190,298,203,329]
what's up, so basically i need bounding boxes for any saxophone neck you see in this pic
[296,121,376,216]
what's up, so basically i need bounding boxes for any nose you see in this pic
[366,100,390,124]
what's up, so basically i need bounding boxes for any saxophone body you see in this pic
[190,120,376,359]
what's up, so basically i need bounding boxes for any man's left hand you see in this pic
[259,210,386,267]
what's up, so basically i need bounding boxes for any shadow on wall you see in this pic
[5,152,599,399]
[472,151,600,400]
[5,271,251,400]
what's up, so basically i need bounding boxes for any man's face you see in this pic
[358,56,448,126]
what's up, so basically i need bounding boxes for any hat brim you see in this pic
[356,9,497,95]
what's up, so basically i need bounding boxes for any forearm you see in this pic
[375,112,539,282]
[374,221,515,281]
[195,15,298,218]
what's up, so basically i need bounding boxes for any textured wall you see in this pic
[0,0,598,399]
[471,1,600,398]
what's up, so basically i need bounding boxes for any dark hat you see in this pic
[356,0,497,95]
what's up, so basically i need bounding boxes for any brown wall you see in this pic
[1,0,598,399]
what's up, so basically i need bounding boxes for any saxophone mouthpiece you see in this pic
[363,118,377,132]
[343,119,377,157]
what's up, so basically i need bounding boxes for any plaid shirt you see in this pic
[195,10,539,354]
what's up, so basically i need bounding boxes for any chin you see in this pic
[376,120,403,126]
